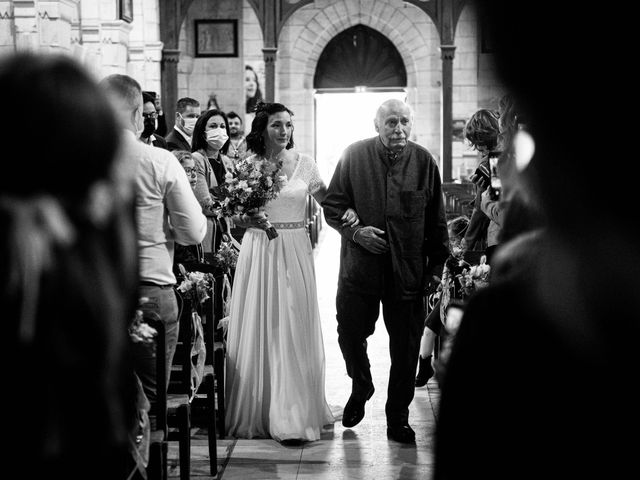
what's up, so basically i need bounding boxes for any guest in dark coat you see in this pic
[166,97,201,152]
[140,92,168,149]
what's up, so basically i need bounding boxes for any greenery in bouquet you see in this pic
[214,239,238,273]
[176,264,214,309]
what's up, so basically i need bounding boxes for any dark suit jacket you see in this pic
[151,135,168,150]
[165,129,191,152]
[141,134,168,150]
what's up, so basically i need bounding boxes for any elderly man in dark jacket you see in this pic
[322,99,449,444]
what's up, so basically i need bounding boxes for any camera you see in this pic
[488,151,502,201]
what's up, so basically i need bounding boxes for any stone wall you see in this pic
[178,0,244,116]
[277,0,441,160]
[0,0,161,91]
[452,3,504,181]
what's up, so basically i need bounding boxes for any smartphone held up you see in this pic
[488,150,502,201]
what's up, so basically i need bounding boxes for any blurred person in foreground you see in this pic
[433,2,639,479]
[0,53,139,478]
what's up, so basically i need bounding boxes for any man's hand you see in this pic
[481,186,492,203]
[341,208,360,227]
[354,226,389,254]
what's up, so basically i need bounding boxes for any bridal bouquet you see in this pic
[213,156,288,240]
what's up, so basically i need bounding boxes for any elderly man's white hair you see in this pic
[374,99,413,126]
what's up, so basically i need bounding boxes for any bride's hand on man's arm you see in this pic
[341,208,360,227]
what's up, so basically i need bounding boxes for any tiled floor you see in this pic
[168,226,440,479]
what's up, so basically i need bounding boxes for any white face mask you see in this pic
[206,128,229,149]
[180,114,197,136]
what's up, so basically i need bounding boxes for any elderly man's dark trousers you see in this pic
[336,287,425,426]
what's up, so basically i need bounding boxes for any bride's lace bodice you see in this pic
[263,153,324,224]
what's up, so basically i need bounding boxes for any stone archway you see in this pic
[276,0,440,159]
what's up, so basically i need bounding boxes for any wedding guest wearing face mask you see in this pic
[191,108,235,254]
[140,92,168,149]
[166,97,200,152]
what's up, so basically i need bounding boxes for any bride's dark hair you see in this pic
[246,102,295,156]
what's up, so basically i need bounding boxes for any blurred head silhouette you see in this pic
[0,52,138,479]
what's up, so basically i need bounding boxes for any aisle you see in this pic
[169,225,440,479]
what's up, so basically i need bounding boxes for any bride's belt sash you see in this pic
[249,221,306,230]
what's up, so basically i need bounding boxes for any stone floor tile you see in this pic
[219,463,300,479]
[170,228,441,479]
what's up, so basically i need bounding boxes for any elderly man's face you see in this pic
[375,102,412,152]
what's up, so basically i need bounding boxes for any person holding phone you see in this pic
[462,109,501,257]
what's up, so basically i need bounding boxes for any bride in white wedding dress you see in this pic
[224,102,358,442]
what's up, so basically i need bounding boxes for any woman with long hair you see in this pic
[245,65,262,114]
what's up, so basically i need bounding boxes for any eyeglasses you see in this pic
[142,111,158,119]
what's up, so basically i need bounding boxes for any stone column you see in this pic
[0,1,15,54]
[262,46,277,102]
[161,48,180,131]
[13,0,38,50]
[100,19,133,76]
[440,44,456,183]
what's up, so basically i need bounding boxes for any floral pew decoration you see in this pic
[431,247,491,383]
[176,265,214,400]
[213,238,239,339]
[128,298,157,473]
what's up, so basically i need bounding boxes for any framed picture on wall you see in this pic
[195,20,238,58]
[118,0,133,23]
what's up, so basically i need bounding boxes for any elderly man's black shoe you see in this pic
[342,387,374,428]
[386,424,416,444]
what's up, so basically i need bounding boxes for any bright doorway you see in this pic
[314,89,407,185]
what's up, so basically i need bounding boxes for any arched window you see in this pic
[314,24,407,89]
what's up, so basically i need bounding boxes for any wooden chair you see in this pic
[175,262,228,477]
[138,308,192,480]
[143,314,168,480]
[166,292,195,480]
